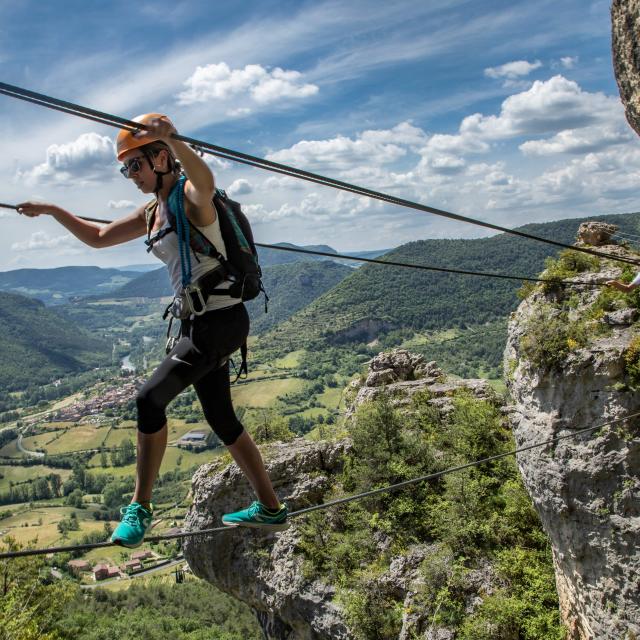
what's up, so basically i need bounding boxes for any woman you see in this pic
[17,114,287,547]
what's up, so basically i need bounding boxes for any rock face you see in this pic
[505,242,640,638]
[612,0,640,137]
[576,221,618,247]
[183,438,352,640]
[347,348,495,418]
[183,350,499,639]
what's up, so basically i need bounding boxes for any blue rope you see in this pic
[172,176,192,288]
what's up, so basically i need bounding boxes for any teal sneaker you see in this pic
[110,502,153,548]
[222,501,289,531]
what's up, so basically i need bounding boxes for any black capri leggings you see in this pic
[136,303,249,445]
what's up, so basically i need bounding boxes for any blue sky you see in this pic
[0,0,636,269]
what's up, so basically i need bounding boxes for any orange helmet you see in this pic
[116,113,166,161]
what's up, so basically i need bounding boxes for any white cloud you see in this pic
[460,75,620,139]
[266,122,425,171]
[227,107,252,118]
[245,190,375,225]
[108,199,136,210]
[15,133,116,187]
[176,62,318,107]
[11,231,82,253]
[203,154,231,171]
[519,125,632,155]
[560,56,578,69]
[227,179,253,196]
[484,59,542,80]
[262,175,308,191]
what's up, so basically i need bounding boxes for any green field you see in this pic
[22,425,111,454]
[0,505,117,546]
[0,438,22,458]
[272,349,305,369]
[232,377,307,408]
[0,465,72,492]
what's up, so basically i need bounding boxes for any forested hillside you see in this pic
[262,212,640,354]
[0,292,111,390]
[246,260,352,333]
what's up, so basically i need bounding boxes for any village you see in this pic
[50,377,144,423]
[65,543,188,583]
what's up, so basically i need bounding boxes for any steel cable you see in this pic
[1,81,640,267]
[1,410,638,560]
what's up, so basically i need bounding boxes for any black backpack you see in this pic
[144,180,266,306]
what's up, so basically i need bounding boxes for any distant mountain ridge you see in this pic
[0,266,140,305]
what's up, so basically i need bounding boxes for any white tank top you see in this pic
[149,214,238,312]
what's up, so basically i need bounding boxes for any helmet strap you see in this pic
[143,149,173,194]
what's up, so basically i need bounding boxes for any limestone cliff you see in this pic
[505,234,640,638]
[182,350,506,639]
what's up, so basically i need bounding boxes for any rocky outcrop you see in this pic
[183,438,352,640]
[576,221,618,247]
[612,0,640,138]
[347,348,495,417]
[505,241,640,638]
[183,350,501,639]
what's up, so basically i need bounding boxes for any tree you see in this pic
[65,489,84,509]
[0,537,78,640]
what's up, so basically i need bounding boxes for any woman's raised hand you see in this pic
[137,115,177,144]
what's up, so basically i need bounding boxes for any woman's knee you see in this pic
[205,411,244,446]
[136,387,167,435]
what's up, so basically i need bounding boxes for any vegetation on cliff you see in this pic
[297,392,565,639]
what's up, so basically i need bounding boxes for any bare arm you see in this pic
[606,279,638,293]
[143,116,216,224]
[16,202,147,248]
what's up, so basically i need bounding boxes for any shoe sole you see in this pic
[222,521,290,531]
[111,537,144,548]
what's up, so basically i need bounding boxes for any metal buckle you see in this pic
[184,283,207,316]
[165,316,180,354]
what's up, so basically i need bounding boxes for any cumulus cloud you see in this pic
[519,125,632,155]
[227,178,253,196]
[244,190,374,225]
[11,231,82,253]
[460,75,620,139]
[266,122,426,171]
[484,59,542,80]
[202,154,231,171]
[108,199,136,209]
[262,175,308,191]
[176,63,318,107]
[15,133,116,186]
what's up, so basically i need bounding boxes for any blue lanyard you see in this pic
[171,176,192,288]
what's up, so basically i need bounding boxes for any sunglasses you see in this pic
[120,156,146,178]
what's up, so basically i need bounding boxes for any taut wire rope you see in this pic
[0,203,620,289]
[1,81,640,267]
[1,410,638,560]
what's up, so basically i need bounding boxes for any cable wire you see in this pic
[2,81,640,267]
[1,410,637,560]
[0,203,614,288]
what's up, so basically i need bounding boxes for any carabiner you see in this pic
[184,283,207,316]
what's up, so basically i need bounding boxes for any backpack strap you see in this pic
[144,199,158,239]
[230,340,249,383]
